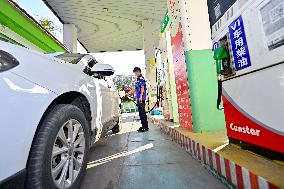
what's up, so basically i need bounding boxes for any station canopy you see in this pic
[44,0,167,52]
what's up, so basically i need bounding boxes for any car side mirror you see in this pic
[91,63,114,77]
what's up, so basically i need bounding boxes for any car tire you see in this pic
[112,118,121,134]
[25,104,90,189]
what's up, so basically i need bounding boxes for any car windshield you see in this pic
[51,53,85,64]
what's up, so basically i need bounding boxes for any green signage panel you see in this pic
[161,10,169,33]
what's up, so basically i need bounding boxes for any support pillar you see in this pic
[165,30,179,123]
[178,0,212,51]
[158,34,173,120]
[63,24,77,53]
[160,50,172,120]
[143,20,157,109]
[178,0,225,132]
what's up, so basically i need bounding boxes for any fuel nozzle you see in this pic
[213,47,228,110]
[214,47,230,75]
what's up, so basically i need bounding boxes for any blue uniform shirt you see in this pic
[135,75,147,101]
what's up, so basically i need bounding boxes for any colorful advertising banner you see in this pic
[171,23,192,130]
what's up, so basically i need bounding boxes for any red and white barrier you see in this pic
[150,117,280,189]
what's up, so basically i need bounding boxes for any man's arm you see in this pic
[126,86,135,96]
[139,85,145,103]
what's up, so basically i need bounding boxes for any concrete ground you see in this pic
[81,113,227,189]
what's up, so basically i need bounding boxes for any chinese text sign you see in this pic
[229,16,251,71]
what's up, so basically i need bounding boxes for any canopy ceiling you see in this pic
[44,0,167,52]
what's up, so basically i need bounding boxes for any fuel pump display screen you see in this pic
[207,0,237,27]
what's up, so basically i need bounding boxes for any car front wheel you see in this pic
[26,104,90,189]
[112,117,122,134]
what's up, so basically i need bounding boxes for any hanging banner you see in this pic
[171,23,192,130]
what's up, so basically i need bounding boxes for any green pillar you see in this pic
[185,50,225,132]
[178,0,225,132]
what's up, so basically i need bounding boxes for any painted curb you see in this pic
[149,117,280,189]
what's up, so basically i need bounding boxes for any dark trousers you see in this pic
[137,100,148,128]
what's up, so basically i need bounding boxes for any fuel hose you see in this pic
[217,79,223,110]
[121,84,162,114]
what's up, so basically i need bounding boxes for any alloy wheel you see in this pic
[51,119,85,189]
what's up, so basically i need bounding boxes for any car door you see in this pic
[97,78,112,126]
[106,81,120,119]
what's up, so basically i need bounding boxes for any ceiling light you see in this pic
[103,8,109,12]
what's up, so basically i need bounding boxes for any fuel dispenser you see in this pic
[213,36,235,110]
[208,0,284,155]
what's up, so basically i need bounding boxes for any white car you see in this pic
[0,41,121,189]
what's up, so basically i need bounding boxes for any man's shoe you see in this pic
[144,127,149,132]
[137,127,144,132]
